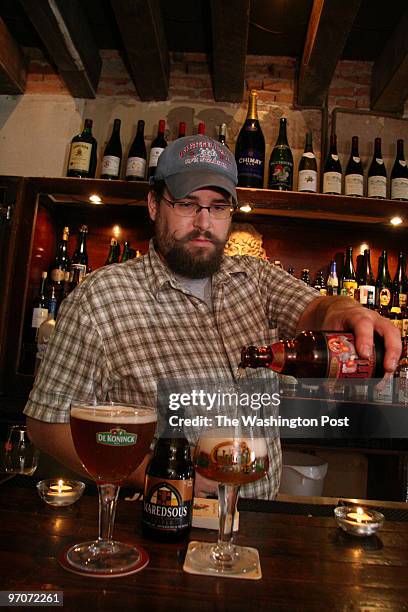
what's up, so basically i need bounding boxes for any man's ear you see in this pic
[147,191,158,221]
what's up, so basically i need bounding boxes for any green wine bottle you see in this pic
[268,118,293,191]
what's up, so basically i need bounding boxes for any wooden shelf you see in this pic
[25,177,408,227]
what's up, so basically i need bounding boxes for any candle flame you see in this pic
[58,479,64,494]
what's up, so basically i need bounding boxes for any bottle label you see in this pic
[126,156,146,178]
[379,287,391,306]
[302,152,316,159]
[71,263,87,281]
[237,154,264,182]
[399,292,407,308]
[269,161,293,189]
[368,176,386,198]
[331,154,339,161]
[345,174,364,196]
[298,169,317,192]
[68,142,92,172]
[342,280,357,299]
[32,307,48,329]
[149,147,165,169]
[353,156,360,163]
[323,172,341,194]
[143,476,194,532]
[325,332,376,378]
[51,268,65,282]
[102,155,120,176]
[359,285,376,305]
[399,160,407,167]
[376,158,384,165]
[391,177,408,200]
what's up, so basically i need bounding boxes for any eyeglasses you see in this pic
[160,195,235,219]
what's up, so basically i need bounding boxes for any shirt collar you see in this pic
[144,238,249,297]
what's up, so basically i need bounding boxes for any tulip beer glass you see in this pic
[63,402,156,577]
[190,433,269,575]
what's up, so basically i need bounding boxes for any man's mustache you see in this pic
[177,230,224,246]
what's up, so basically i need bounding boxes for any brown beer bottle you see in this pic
[240,330,385,378]
[142,415,194,542]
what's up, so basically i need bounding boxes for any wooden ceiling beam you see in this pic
[19,0,101,98]
[110,0,169,101]
[297,0,362,107]
[210,0,250,102]
[0,17,27,95]
[371,9,408,114]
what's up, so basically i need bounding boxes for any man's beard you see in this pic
[154,218,228,279]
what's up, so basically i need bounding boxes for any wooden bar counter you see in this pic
[1,480,408,611]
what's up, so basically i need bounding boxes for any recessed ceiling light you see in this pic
[89,194,102,204]
[390,216,403,226]
[239,203,252,213]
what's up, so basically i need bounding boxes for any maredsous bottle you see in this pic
[240,330,385,379]
[142,414,194,542]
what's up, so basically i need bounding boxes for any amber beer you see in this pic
[194,436,269,485]
[240,330,385,379]
[71,405,157,483]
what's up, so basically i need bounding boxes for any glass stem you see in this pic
[97,483,120,543]
[213,483,240,566]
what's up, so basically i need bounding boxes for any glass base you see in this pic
[187,541,259,575]
[59,539,149,578]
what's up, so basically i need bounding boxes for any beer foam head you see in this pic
[71,404,157,424]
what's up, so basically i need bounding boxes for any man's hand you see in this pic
[297,296,402,374]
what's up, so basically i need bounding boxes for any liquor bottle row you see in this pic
[235,90,408,199]
[276,248,408,336]
[31,225,142,341]
[66,117,225,182]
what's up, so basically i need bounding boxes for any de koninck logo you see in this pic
[96,427,137,446]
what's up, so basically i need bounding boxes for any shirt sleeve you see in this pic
[257,260,321,339]
[24,291,113,423]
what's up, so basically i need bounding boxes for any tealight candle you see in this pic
[346,507,372,524]
[37,479,85,507]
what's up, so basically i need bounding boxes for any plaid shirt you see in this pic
[25,239,318,499]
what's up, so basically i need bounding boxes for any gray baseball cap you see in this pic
[151,135,238,204]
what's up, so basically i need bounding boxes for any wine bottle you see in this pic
[50,226,70,288]
[31,271,49,340]
[391,139,408,201]
[105,238,120,265]
[301,269,311,285]
[101,119,122,180]
[345,136,364,197]
[125,120,146,181]
[341,247,357,299]
[298,131,317,193]
[177,122,186,139]
[368,137,387,199]
[66,118,97,178]
[218,123,228,147]
[268,117,293,191]
[198,122,205,135]
[388,289,403,336]
[121,241,133,263]
[35,287,58,375]
[235,90,265,188]
[313,270,327,295]
[326,261,339,296]
[393,251,407,310]
[148,120,167,180]
[71,225,89,280]
[323,133,342,195]
[358,249,376,307]
[376,250,392,309]
[240,330,385,378]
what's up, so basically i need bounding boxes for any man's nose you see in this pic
[193,207,211,231]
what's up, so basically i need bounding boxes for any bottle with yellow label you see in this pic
[142,414,194,542]
[341,247,358,299]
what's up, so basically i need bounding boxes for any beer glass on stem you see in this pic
[190,430,269,575]
[62,402,156,577]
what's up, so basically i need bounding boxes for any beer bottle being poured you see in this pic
[240,330,385,379]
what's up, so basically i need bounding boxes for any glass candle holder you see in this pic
[334,505,384,537]
[37,479,85,507]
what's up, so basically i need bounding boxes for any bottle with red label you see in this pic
[341,247,358,299]
[142,413,194,541]
[239,330,385,379]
